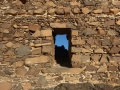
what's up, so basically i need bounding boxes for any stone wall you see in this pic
[0,0,120,89]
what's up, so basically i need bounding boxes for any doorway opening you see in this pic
[52,28,72,68]
[19,0,27,4]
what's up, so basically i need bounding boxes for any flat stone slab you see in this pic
[41,67,86,74]
[50,23,76,29]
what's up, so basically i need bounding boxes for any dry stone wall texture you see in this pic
[0,0,120,89]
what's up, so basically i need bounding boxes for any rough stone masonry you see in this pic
[0,0,120,90]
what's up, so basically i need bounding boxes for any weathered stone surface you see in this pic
[116,20,120,25]
[32,30,41,37]
[110,8,119,15]
[45,1,56,7]
[104,20,115,27]
[97,65,107,72]
[93,9,102,14]
[34,8,45,15]
[72,55,90,62]
[36,75,48,86]
[31,48,41,55]
[55,8,64,15]
[42,68,85,73]
[112,1,120,5]
[16,46,31,56]
[71,30,78,36]
[112,38,120,45]
[101,39,111,46]
[85,65,98,72]
[91,54,101,62]
[83,0,96,6]
[87,37,94,45]
[64,6,71,14]
[16,67,27,76]
[103,7,110,13]
[108,66,118,71]
[94,48,105,53]
[0,82,12,90]
[100,54,108,62]
[28,24,40,32]
[23,83,32,90]
[72,7,80,14]
[88,22,100,26]
[15,61,24,67]
[70,1,81,7]
[82,7,91,14]
[6,42,13,48]
[72,39,85,45]
[25,56,50,65]
[71,47,82,52]
[6,9,18,15]
[55,76,63,82]
[42,45,52,53]
[48,8,56,15]
[109,47,120,53]
[108,30,118,36]
[83,28,97,35]
[41,30,52,36]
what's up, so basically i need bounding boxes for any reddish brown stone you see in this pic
[16,67,27,76]
[109,47,120,53]
[100,54,108,62]
[0,82,12,90]
[98,29,106,35]
[104,20,115,27]
[87,37,94,45]
[85,65,98,72]
[112,38,120,45]
[28,24,40,32]
[102,7,110,13]
[64,6,71,14]
[108,66,118,71]
[23,83,32,90]
[91,54,101,62]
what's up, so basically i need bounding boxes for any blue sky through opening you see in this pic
[55,34,68,50]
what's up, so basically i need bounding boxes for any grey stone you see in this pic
[83,0,96,6]
[16,46,31,56]
[36,75,48,86]
[108,30,118,36]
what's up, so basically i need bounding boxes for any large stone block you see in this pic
[28,23,40,31]
[50,23,76,29]
[71,30,78,36]
[25,55,50,65]
[16,46,31,56]
[71,47,82,52]
[42,45,52,53]
[0,82,12,90]
[71,54,90,62]
[41,30,52,36]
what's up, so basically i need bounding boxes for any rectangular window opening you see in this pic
[52,28,72,68]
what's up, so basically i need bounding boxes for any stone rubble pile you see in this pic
[0,0,120,89]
